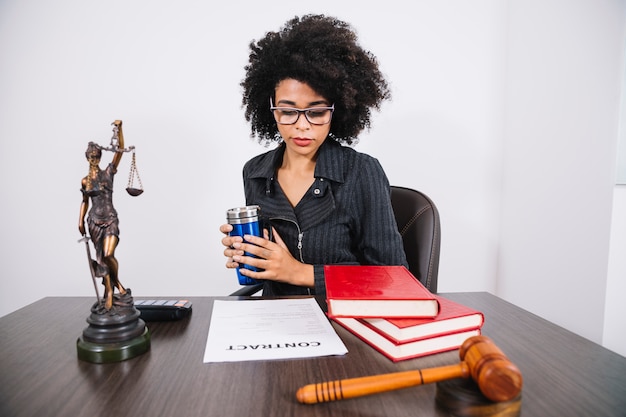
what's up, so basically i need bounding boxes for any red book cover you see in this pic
[325,265,439,318]
[361,296,484,343]
[334,316,481,362]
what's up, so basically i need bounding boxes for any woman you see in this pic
[220,14,408,299]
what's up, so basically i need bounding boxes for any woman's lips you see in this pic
[292,137,313,147]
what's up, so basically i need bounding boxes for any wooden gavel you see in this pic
[296,335,522,404]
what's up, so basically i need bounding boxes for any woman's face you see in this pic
[273,79,332,160]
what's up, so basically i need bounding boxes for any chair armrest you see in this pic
[229,284,264,296]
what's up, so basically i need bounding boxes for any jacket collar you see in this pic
[247,139,346,184]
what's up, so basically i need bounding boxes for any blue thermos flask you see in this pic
[227,205,262,285]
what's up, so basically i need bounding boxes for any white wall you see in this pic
[604,187,626,356]
[0,0,624,356]
[498,0,626,353]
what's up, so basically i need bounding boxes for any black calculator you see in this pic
[134,299,193,321]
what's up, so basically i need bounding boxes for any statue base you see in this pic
[435,378,521,417]
[77,293,150,363]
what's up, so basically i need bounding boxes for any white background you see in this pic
[1,0,625,357]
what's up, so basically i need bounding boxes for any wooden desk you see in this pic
[1,293,624,416]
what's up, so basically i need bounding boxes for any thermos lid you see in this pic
[226,205,260,221]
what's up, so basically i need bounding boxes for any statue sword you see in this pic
[78,235,101,303]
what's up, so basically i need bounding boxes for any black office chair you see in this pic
[230,185,441,296]
[389,186,440,293]
[229,282,264,296]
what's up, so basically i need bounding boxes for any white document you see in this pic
[203,298,348,363]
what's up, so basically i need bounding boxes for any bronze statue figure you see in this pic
[76,120,150,363]
[78,120,131,311]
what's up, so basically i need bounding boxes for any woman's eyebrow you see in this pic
[276,99,330,107]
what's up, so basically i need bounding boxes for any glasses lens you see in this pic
[305,109,332,124]
[274,109,299,124]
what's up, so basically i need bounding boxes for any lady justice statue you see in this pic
[76,120,149,363]
[78,120,142,311]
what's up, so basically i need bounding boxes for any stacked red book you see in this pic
[325,266,484,362]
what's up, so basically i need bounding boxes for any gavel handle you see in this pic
[296,362,470,404]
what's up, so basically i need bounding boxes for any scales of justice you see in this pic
[76,120,149,363]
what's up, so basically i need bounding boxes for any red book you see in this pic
[325,265,439,318]
[334,316,481,362]
[361,296,484,344]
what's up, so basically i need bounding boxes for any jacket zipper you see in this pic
[270,216,304,262]
[270,217,311,295]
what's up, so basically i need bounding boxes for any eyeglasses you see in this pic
[270,98,334,125]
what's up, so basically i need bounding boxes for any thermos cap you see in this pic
[226,205,260,222]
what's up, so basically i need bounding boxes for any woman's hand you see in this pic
[230,228,314,288]
[220,223,244,269]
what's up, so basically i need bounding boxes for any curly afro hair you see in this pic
[241,14,391,145]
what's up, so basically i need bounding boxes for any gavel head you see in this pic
[458,335,523,402]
